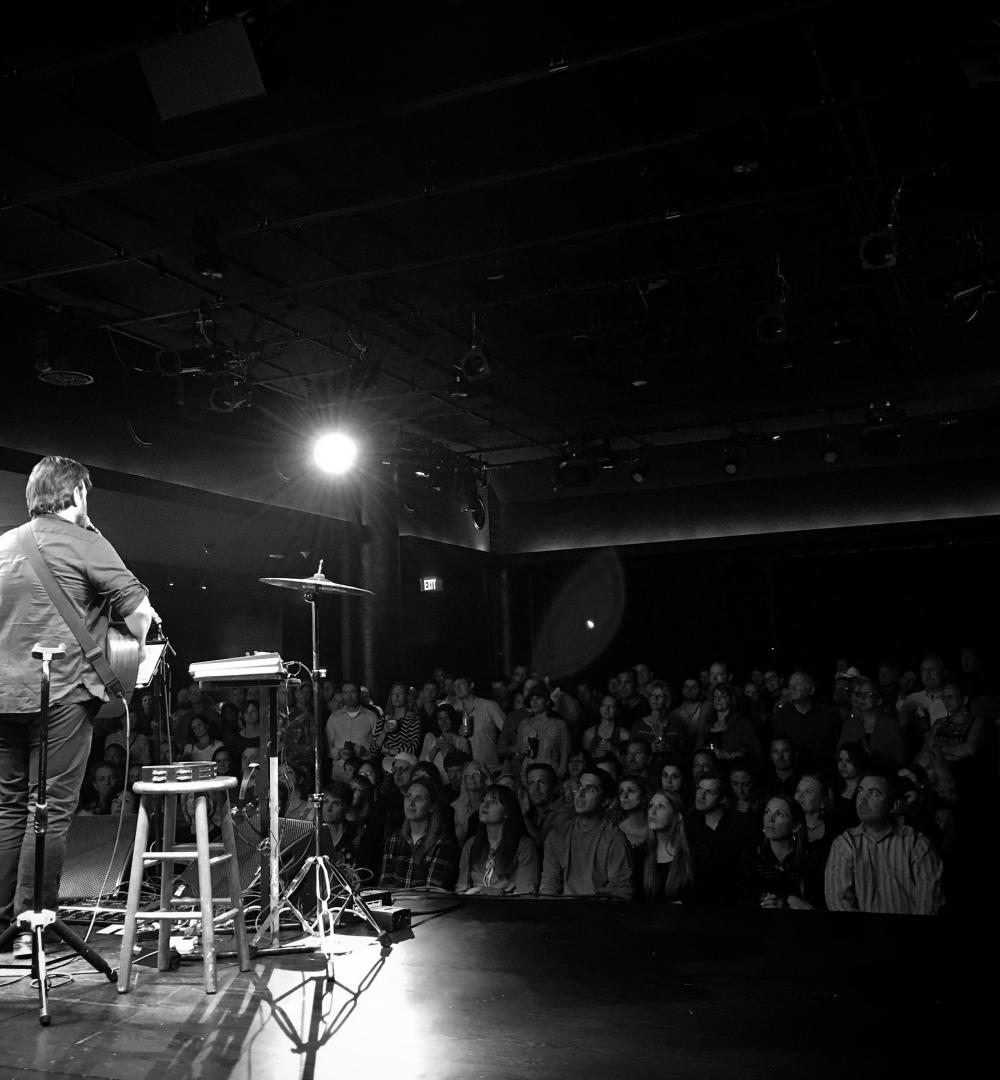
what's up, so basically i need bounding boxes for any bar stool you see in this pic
[117,775,251,994]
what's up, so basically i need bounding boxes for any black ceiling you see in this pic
[2,1,999,492]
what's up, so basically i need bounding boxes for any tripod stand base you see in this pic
[0,909,116,1025]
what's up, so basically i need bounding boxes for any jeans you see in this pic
[0,698,97,929]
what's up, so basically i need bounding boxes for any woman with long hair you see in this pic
[742,793,825,909]
[373,681,422,761]
[636,790,694,901]
[697,683,761,764]
[451,759,490,847]
[419,703,471,779]
[830,741,868,836]
[379,777,459,890]
[616,775,650,849]
[457,784,539,895]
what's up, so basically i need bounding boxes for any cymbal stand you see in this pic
[254,564,390,980]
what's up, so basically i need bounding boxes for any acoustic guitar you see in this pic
[93,623,141,720]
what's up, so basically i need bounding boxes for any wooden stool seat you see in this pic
[117,773,251,994]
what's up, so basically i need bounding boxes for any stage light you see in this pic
[313,432,358,475]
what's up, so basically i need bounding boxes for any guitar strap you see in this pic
[16,523,127,699]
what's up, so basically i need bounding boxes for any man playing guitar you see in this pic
[0,456,154,959]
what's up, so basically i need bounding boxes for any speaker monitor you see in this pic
[138,20,266,122]
[177,814,314,900]
[59,816,135,901]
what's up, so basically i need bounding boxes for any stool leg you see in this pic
[159,794,178,972]
[116,796,152,994]
[194,794,217,993]
[218,790,251,971]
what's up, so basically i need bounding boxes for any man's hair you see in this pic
[525,761,559,788]
[582,767,618,803]
[861,767,900,804]
[26,456,91,517]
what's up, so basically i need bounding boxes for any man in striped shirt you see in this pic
[824,770,944,914]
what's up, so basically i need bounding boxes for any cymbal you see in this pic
[259,573,374,597]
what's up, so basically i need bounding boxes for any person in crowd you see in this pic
[515,684,570,780]
[575,680,601,730]
[344,775,383,880]
[451,675,507,776]
[325,681,379,782]
[319,780,356,865]
[898,654,948,742]
[456,784,539,895]
[875,661,902,717]
[441,749,470,800]
[522,761,574,852]
[615,669,650,729]
[728,762,764,851]
[227,699,262,766]
[452,759,490,847]
[697,682,761,764]
[793,771,836,869]
[212,745,237,779]
[770,671,839,770]
[318,678,340,722]
[660,760,689,806]
[379,777,459,891]
[372,749,418,837]
[497,687,528,775]
[956,644,996,699]
[621,737,659,790]
[759,670,784,724]
[217,701,242,743]
[616,774,650,851]
[830,742,867,835]
[761,737,801,799]
[923,683,989,768]
[581,694,631,767]
[837,676,908,772]
[539,768,633,899]
[634,663,654,699]
[110,788,138,815]
[415,680,442,741]
[742,793,824,909]
[561,748,594,807]
[686,774,742,906]
[825,769,945,914]
[182,715,224,762]
[279,762,314,821]
[373,681,422,762]
[103,707,152,766]
[631,681,685,760]
[634,790,693,902]
[76,761,124,815]
[691,748,720,787]
[103,741,127,776]
[419,703,471,780]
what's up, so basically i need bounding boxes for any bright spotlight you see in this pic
[313,432,358,475]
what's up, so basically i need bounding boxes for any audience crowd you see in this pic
[78,646,998,915]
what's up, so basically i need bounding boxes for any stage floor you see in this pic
[0,895,983,1080]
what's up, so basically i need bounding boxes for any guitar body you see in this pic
[93,624,140,720]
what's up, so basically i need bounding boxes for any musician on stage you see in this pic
[0,456,153,958]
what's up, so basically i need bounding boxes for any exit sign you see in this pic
[420,576,443,593]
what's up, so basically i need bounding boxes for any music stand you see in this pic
[0,643,116,1024]
[258,563,391,977]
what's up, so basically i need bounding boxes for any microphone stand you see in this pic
[0,644,116,1024]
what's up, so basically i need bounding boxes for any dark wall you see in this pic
[507,518,1000,694]
[398,536,499,691]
